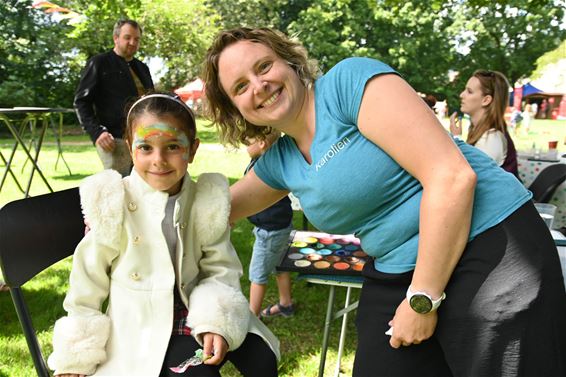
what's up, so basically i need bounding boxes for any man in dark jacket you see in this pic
[74,19,154,176]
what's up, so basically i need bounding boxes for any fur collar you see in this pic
[192,173,230,245]
[79,170,230,247]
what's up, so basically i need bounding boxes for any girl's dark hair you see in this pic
[125,93,196,147]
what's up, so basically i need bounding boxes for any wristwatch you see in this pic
[406,286,446,314]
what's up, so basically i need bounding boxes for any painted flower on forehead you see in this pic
[134,123,189,144]
[131,122,192,162]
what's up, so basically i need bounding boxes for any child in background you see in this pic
[245,132,295,318]
[48,93,279,377]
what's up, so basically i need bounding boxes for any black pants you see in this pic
[160,333,277,377]
[353,201,566,377]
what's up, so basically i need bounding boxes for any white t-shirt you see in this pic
[475,129,508,166]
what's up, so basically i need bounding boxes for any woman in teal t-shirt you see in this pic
[201,27,566,376]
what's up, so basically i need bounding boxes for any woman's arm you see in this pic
[229,168,289,224]
[357,74,477,347]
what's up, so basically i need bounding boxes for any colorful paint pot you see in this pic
[294,260,311,268]
[316,248,332,256]
[344,245,359,251]
[307,254,323,261]
[345,257,360,264]
[327,243,342,250]
[319,237,335,245]
[352,262,365,271]
[299,247,316,254]
[287,253,304,260]
[291,241,308,248]
[353,250,368,258]
[303,237,318,244]
[325,255,341,263]
[313,261,331,269]
[332,262,350,271]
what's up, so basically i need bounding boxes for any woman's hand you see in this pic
[202,332,228,365]
[449,112,462,136]
[388,299,438,348]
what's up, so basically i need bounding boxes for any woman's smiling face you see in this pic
[218,40,306,129]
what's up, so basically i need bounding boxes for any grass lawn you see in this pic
[0,117,564,376]
[0,119,358,377]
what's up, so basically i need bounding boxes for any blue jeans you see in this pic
[249,225,293,284]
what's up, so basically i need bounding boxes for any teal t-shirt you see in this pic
[254,57,531,273]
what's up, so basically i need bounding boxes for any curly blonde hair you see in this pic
[201,27,319,148]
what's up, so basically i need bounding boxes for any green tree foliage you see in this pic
[62,0,220,89]
[1,0,564,111]
[289,0,565,110]
[205,0,313,31]
[448,0,565,96]
[64,0,142,58]
[138,0,220,89]
[288,0,455,97]
[531,39,566,79]
[0,0,77,107]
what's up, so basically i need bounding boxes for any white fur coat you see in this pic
[48,170,279,376]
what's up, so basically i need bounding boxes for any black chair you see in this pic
[528,163,566,203]
[0,188,84,377]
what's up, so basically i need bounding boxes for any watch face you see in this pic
[409,294,432,314]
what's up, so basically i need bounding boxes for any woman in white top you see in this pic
[450,70,519,177]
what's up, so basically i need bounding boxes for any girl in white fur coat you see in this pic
[48,94,279,377]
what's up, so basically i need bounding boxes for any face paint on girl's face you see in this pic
[132,123,191,162]
[129,115,198,195]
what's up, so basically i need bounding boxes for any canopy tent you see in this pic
[513,80,565,119]
[174,78,204,103]
[522,79,566,120]
[522,82,543,97]
[512,59,566,118]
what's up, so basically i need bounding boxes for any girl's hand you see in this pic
[388,299,437,348]
[84,218,91,235]
[449,112,462,136]
[56,374,86,377]
[202,332,228,365]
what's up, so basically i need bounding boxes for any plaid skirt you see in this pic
[172,289,191,336]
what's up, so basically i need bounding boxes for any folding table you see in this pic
[518,157,566,229]
[298,274,363,377]
[0,107,73,198]
[277,228,366,377]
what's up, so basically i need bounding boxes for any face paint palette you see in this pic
[276,231,369,276]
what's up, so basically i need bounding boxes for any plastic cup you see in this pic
[549,140,558,150]
[534,203,557,229]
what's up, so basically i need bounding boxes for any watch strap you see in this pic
[407,286,446,313]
